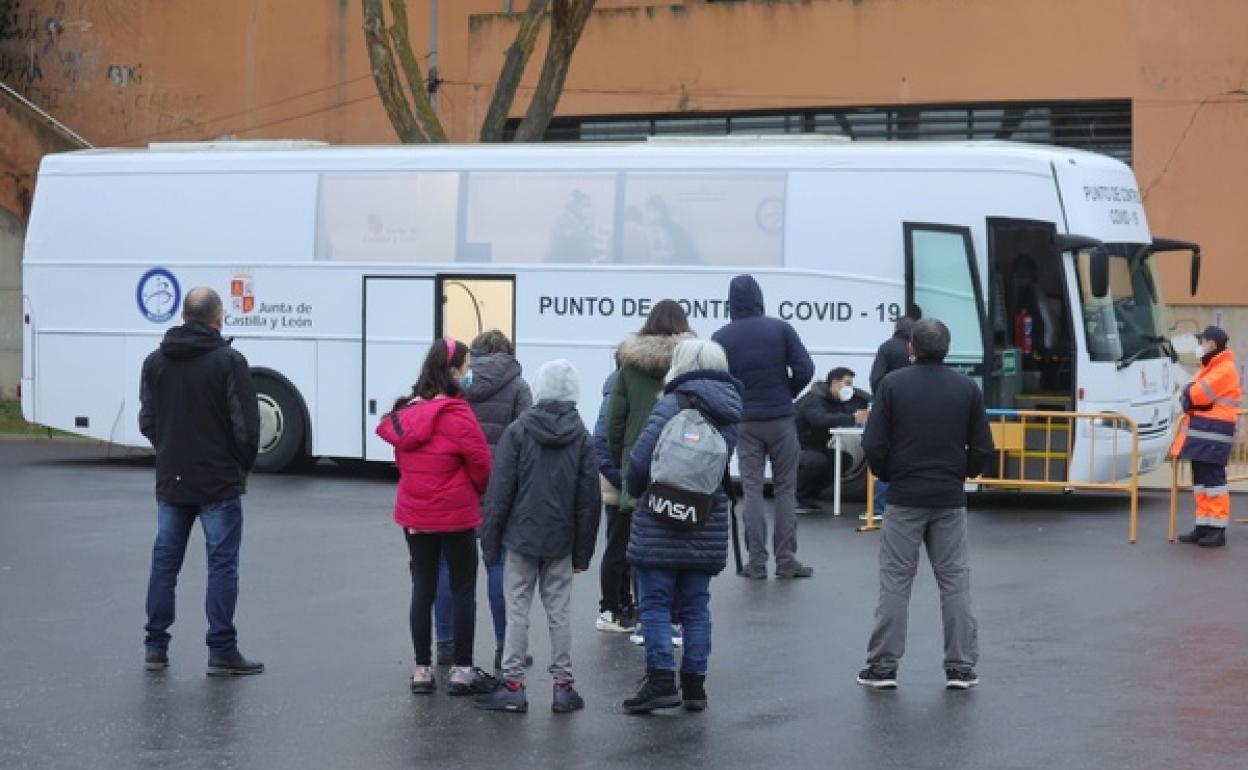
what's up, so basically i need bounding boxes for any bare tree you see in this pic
[361,0,597,143]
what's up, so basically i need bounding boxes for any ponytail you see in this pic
[391,337,468,412]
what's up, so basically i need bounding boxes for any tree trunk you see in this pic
[511,0,595,142]
[362,0,426,143]
[479,0,551,142]
[387,0,447,143]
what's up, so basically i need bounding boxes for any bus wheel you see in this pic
[252,375,307,473]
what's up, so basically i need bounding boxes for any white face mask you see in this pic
[838,385,855,402]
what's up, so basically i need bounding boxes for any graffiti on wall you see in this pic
[0,1,85,100]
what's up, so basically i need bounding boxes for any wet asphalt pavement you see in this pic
[2,438,1247,770]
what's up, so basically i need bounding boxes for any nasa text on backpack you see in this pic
[645,394,730,531]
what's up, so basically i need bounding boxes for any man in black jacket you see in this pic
[139,287,263,676]
[857,319,994,691]
[794,367,869,511]
[868,310,920,512]
[868,316,916,395]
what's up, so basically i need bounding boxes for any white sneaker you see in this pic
[629,626,645,646]
[595,610,634,633]
[672,625,683,648]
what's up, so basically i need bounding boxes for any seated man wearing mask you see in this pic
[795,367,869,512]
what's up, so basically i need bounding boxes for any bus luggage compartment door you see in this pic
[362,276,435,461]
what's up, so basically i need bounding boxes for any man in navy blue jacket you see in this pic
[712,275,816,579]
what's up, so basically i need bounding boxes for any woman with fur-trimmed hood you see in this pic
[607,300,696,516]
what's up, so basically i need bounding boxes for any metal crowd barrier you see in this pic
[859,409,1142,543]
[1167,408,1248,542]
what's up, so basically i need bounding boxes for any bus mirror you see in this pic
[1089,250,1110,299]
[1191,249,1201,296]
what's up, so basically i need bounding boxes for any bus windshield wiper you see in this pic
[1116,337,1167,370]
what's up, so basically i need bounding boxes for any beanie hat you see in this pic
[534,359,580,403]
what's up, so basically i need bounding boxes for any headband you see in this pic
[444,337,456,362]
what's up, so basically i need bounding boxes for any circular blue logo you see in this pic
[136,268,181,323]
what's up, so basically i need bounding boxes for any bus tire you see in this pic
[252,374,307,473]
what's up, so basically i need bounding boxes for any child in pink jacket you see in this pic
[377,337,494,696]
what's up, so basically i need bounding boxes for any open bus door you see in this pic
[903,223,989,384]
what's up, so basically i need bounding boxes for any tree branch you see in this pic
[387,0,447,143]
[361,0,426,143]
[512,0,595,142]
[479,0,550,142]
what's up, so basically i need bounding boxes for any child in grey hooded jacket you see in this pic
[477,359,601,714]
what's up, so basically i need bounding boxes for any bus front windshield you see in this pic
[1076,244,1170,366]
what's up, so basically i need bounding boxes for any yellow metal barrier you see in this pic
[858,410,1141,542]
[1167,409,1248,542]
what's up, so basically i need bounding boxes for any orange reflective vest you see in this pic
[1170,348,1242,464]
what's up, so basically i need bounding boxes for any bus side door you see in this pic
[903,223,989,384]
[363,276,436,461]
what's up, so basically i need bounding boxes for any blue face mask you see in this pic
[460,369,474,390]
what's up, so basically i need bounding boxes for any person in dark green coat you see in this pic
[607,301,695,515]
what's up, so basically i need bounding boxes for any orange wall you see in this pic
[0,0,1245,305]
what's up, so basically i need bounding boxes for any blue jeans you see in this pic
[435,552,506,646]
[875,479,890,511]
[635,567,712,675]
[144,498,244,654]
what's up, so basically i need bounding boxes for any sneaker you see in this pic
[623,669,682,714]
[738,564,768,580]
[474,680,527,712]
[435,640,455,666]
[206,651,265,677]
[144,649,168,672]
[1198,528,1227,548]
[671,625,684,648]
[776,561,814,579]
[629,627,645,646]
[410,664,436,694]
[945,668,980,690]
[551,682,585,713]
[856,666,898,690]
[596,610,636,633]
[796,499,823,514]
[680,672,707,711]
[448,666,499,696]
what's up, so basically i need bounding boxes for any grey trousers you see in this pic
[502,550,574,684]
[866,504,979,672]
[737,417,801,570]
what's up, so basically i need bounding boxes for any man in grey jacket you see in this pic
[476,360,601,714]
[857,319,994,691]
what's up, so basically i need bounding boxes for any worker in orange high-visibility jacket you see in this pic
[1171,325,1242,548]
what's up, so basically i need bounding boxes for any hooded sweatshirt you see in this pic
[376,396,492,532]
[712,275,814,421]
[481,400,600,569]
[138,322,260,505]
[607,331,694,511]
[625,369,744,574]
[463,352,533,452]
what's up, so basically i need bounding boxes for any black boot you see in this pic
[623,669,681,714]
[680,672,707,711]
[1178,525,1209,544]
[1198,527,1227,548]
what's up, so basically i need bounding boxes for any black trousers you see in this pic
[405,529,477,666]
[797,449,832,501]
[599,505,633,613]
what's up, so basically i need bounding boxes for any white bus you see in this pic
[19,140,1199,493]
